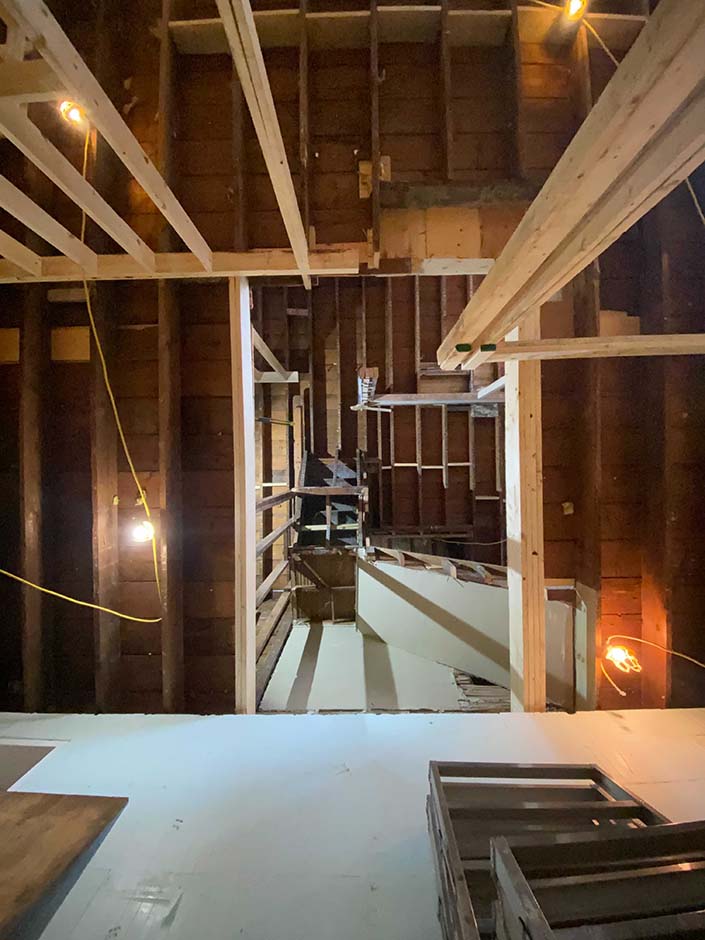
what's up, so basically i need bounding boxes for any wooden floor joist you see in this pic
[4,0,213,271]
[0,104,156,270]
[230,276,257,715]
[215,0,311,287]
[437,0,705,370]
[0,175,98,272]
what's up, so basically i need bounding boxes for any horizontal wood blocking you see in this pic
[489,334,705,361]
[0,249,359,285]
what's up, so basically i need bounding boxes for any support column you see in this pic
[230,277,257,714]
[505,308,546,712]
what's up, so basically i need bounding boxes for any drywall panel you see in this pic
[356,558,574,708]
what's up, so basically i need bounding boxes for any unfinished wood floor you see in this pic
[3,709,705,940]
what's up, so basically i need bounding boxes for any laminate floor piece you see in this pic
[0,791,128,935]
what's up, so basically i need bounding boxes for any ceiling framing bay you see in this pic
[437,0,705,370]
[0,0,212,273]
[215,0,311,289]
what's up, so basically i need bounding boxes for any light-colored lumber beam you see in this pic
[0,229,41,275]
[0,57,64,102]
[256,515,296,557]
[256,558,288,607]
[252,326,288,377]
[438,0,705,370]
[0,175,97,272]
[254,369,299,384]
[505,310,545,713]
[0,247,358,285]
[366,391,504,406]
[0,104,155,270]
[230,276,257,714]
[215,0,310,287]
[488,334,705,361]
[4,0,212,271]
[256,589,290,659]
[476,374,506,398]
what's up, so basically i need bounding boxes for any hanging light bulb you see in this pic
[132,520,155,544]
[59,100,86,127]
[604,644,642,674]
[565,0,588,20]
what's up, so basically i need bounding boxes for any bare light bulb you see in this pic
[565,0,587,20]
[604,644,642,675]
[59,100,85,127]
[132,520,155,544]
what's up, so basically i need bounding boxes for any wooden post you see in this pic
[158,0,184,712]
[19,285,45,711]
[504,308,546,712]
[230,277,256,714]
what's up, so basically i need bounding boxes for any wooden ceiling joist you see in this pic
[488,334,705,362]
[2,0,213,272]
[0,176,98,273]
[437,0,705,371]
[0,228,41,275]
[0,104,156,270]
[215,0,311,287]
[0,247,358,285]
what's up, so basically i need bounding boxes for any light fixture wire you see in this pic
[602,634,705,697]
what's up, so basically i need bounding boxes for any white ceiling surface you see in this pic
[2,709,705,939]
[260,622,465,712]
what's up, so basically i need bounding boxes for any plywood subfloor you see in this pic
[259,622,467,712]
[2,710,705,939]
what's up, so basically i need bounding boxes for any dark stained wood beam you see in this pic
[19,284,46,712]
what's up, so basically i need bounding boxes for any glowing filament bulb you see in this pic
[604,644,642,674]
[59,100,85,126]
[132,520,155,544]
[565,0,587,20]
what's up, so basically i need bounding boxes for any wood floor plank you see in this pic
[0,791,128,933]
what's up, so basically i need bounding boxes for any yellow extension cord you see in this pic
[0,125,161,624]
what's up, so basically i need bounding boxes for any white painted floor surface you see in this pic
[3,709,705,939]
[260,622,465,712]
